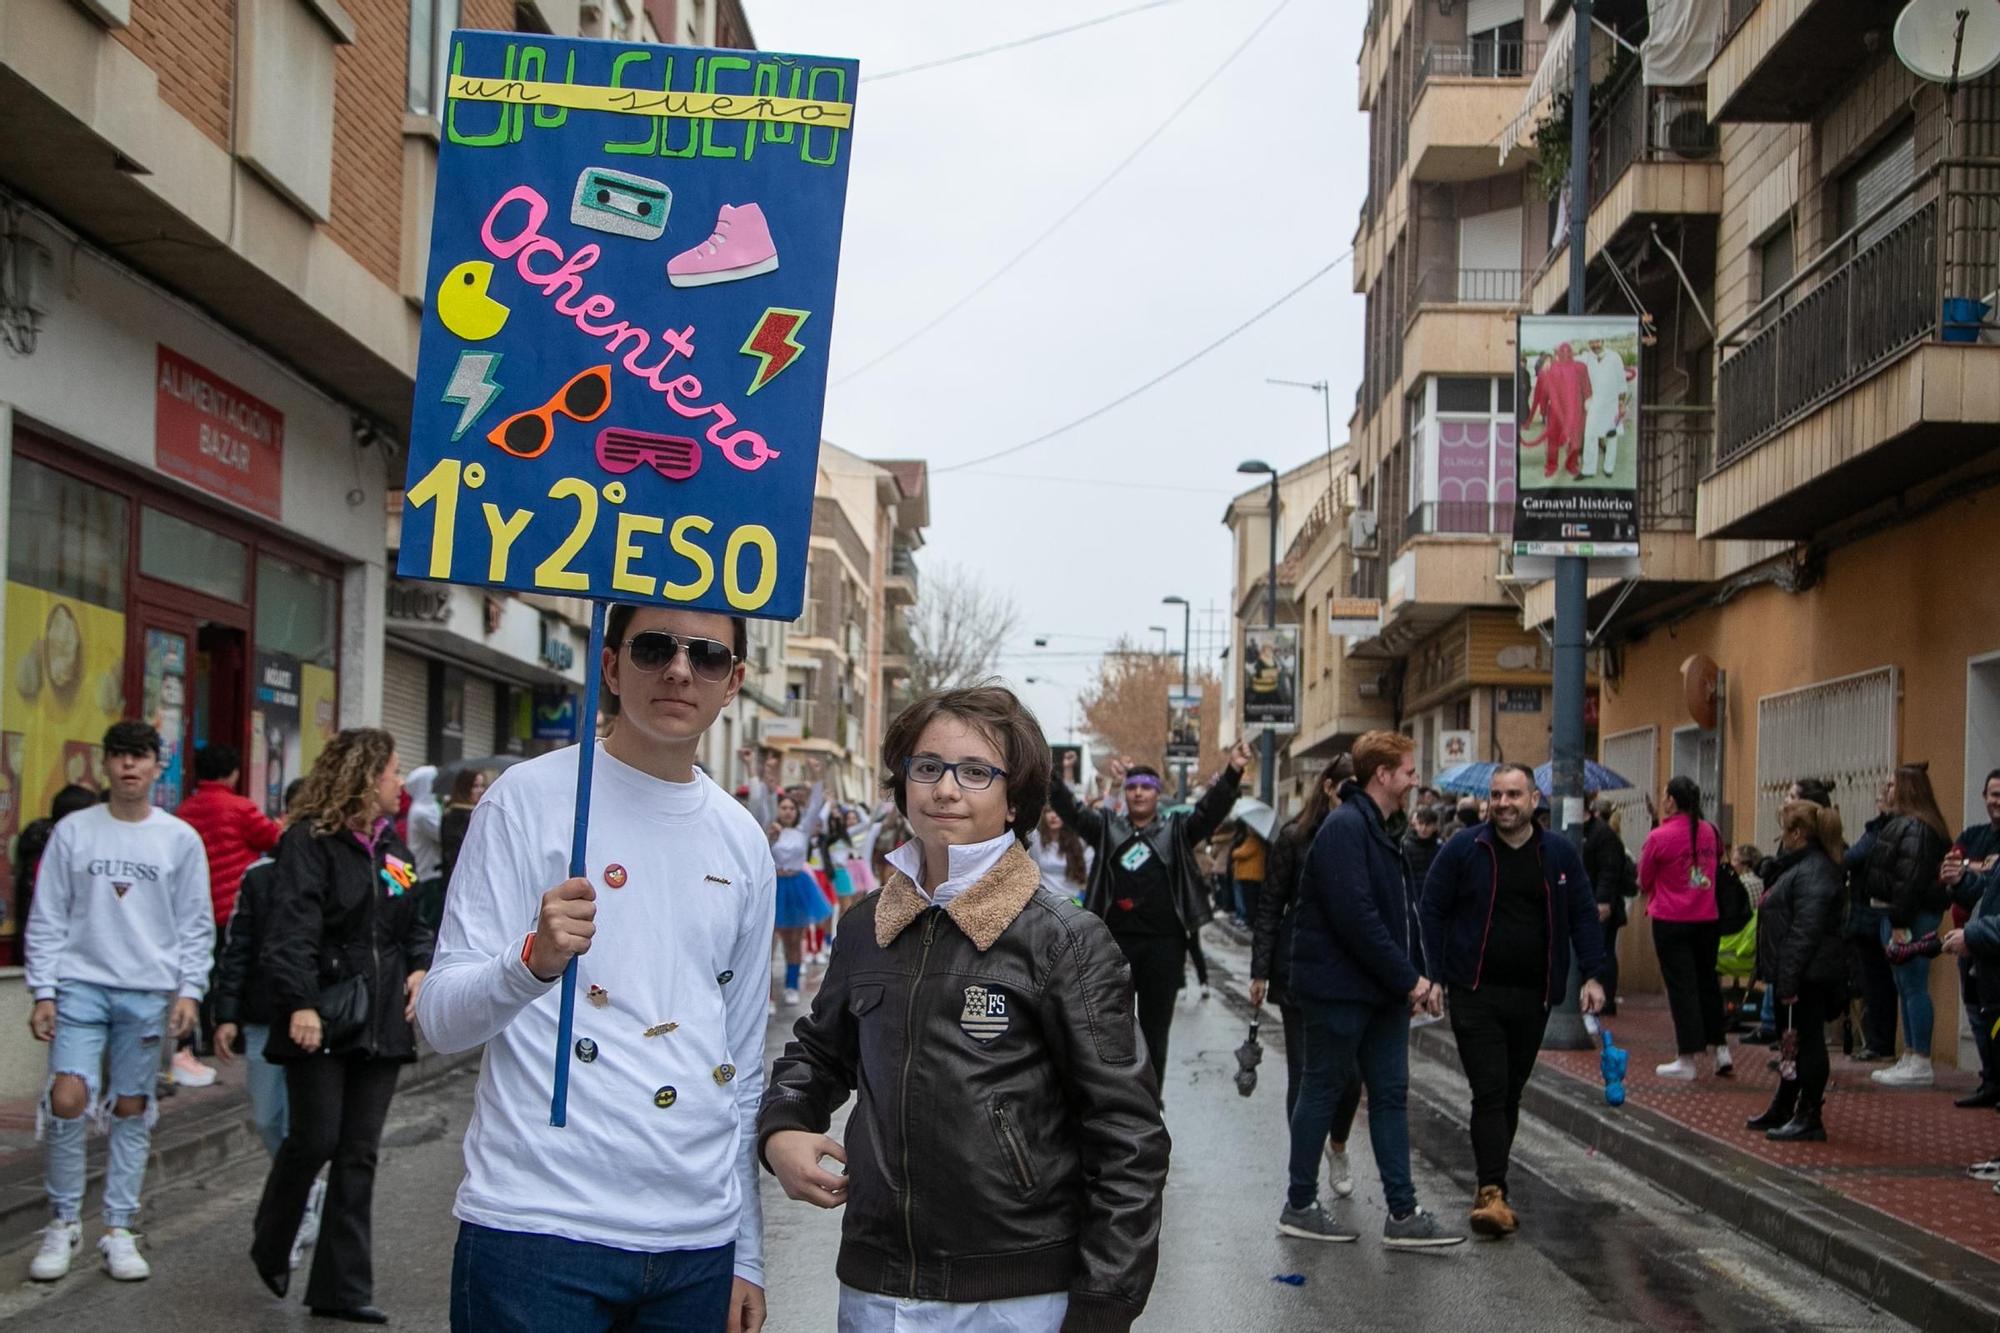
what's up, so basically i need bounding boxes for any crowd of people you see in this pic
[17,597,2000,1330]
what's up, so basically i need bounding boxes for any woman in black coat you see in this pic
[251,728,433,1323]
[1250,756,1360,1194]
[1747,800,1850,1142]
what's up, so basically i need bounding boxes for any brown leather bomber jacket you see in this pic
[757,844,1169,1332]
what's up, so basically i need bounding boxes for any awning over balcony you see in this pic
[1641,0,1726,86]
[1499,10,1634,161]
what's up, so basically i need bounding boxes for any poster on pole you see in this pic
[1240,626,1299,734]
[1166,689,1202,763]
[1513,315,1641,558]
[398,31,859,619]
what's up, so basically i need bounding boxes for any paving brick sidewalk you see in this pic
[1555,994,2000,1264]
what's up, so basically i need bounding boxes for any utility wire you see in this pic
[863,1,1185,82]
[832,0,1296,387]
[930,250,1349,475]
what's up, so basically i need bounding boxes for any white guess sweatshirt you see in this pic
[24,804,214,1001]
[416,744,777,1283]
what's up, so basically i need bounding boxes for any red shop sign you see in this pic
[155,345,284,519]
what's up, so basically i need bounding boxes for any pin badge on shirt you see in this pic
[705,874,732,886]
[575,1038,598,1063]
[653,1085,678,1109]
[587,984,610,1008]
[605,864,628,889]
[716,971,735,986]
[1119,841,1154,873]
[713,1063,736,1085]
[643,1020,679,1038]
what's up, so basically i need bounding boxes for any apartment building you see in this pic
[767,446,927,803]
[1347,0,1569,778]
[1511,3,2000,1058]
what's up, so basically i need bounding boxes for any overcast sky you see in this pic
[746,0,1366,744]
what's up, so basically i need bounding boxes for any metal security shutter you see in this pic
[1841,124,1916,252]
[1599,725,1658,860]
[382,650,432,769]
[463,675,498,757]
[1467,0,1522,38]
[1754,667,1898,849]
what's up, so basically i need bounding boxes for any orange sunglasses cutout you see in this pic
[487,365,613,459]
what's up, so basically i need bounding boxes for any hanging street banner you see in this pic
[1166,689,1202,763]
[1241,625,1299,735]
[1513,315,1641,558]
[398,31,859,619]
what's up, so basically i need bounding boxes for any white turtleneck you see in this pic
[885,829,1016,907]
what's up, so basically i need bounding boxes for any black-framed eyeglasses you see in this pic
[903,756,1007,791]
[622,631,737,682]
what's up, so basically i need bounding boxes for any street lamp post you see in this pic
[1266,377,1335,468]
[1163,594,1191,800]
[1236,460,1280,803]
[1149,625,1169,657]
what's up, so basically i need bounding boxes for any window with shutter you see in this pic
[463,676,498,758]
[1839,124,1917,253]
[382,651,432,770]
[1754,667,1898,849]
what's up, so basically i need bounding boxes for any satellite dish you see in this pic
[1895,0,2000,85]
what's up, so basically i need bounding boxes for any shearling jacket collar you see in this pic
[875,842,1041,952]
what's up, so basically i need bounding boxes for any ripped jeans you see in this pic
[44,982,171,1229]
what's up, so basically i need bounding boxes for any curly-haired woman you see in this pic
[250,727,432,1323]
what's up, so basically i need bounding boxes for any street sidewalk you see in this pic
[0,1042,480,1254]
[1200,922,2000,1332]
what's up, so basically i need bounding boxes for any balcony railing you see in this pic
[1590,80,1719,210]
[1716,162,2000,467]
[1637,405,1712,531]
[1349,554,1384,601]
[889,546,919,595]
[1413,267,1530,306]
[1404,501,1515,538]
[1418,39,1544,86]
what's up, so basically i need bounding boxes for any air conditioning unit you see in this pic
[1654,94,1717,160]
[1350,509,1380,554]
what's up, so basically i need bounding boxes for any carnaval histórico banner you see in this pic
[1512,315,1642,558]
[398,32,859,620]
[1241,625,1298,735]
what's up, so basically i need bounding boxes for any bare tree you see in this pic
[1078,638,1224,783]
[905,562,1020,695]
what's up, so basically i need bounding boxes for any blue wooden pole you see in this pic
[550,599,607,1127]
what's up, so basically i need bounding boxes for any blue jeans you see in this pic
[45,981,170,1228]
[1287,997,1414,1215]
[241,1023,289,1158]
[1880,910,1943,1056]
[451,1222,735,1332]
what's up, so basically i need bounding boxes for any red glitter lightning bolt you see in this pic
[740,307,811,396]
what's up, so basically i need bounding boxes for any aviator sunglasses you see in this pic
[622,631,737,682]
[488,365,612,459]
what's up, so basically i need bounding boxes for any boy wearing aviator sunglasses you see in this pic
[418,604,775,1333]
[761,686,1168,1332]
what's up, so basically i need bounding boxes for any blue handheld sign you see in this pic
[400,31,858,620]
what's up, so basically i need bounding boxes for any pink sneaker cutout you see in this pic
[668,203,779,288]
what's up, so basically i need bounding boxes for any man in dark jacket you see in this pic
[1050,742,1251,1083]
[1401,806,1443,901]
[1279,731,1462,1249]
[1418,764,1605,1237]
[1581,796,1630,1015]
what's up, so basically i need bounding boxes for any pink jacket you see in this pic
[1638,815,1722,923]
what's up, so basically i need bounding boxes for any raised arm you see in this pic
[1182,741,1253,845]
[1048,773,1105,844]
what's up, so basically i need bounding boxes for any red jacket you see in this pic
[176,781,283,925]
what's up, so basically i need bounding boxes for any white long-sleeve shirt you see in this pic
[415,744,777,1283]
[24,804,214,1000]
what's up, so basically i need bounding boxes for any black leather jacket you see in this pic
[1049,766,1243,981]
[1865,814,1950,927]
[213,855,279,1029]
[759,844,1168,1331]
[1756,846,1847,998]
[261,820,434,1063]
[1251,816,1322,1006]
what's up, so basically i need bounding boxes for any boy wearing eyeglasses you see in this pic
[1050,741,1254,1087]
[418,604,775,1333]
[761,686,1169,1332]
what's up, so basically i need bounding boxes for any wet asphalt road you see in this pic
[0,932,1907,1331]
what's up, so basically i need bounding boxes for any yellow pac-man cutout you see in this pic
[438,261,511,341]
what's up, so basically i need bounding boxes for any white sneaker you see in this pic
[783,988,801,1006]
[1873,1054,1934,1087]
[171,1049,218,1088]
[1325,1144,1354,1199]
[97,1227,150,1281]
[1714,1044,1734,1076]
[28,1220,81,1281]
[1655,1058,1697,1081]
